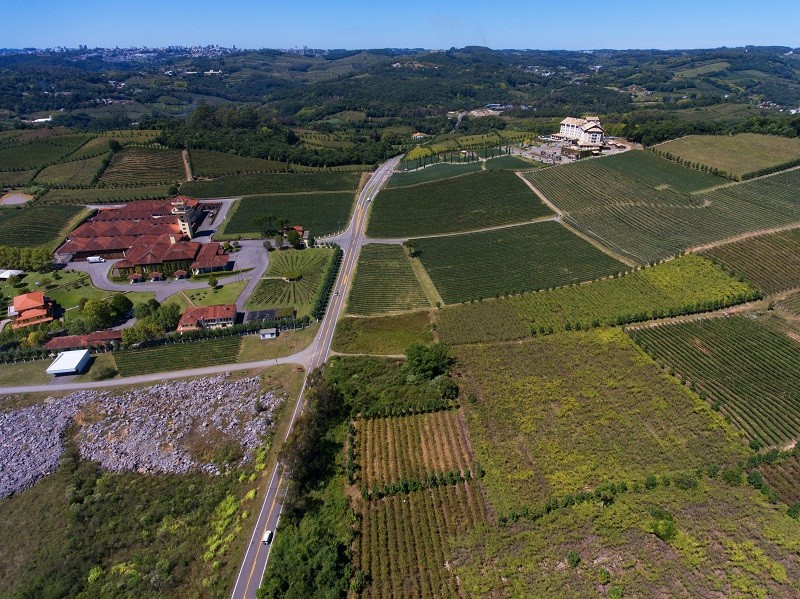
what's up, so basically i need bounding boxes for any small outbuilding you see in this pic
[0,269,24,280]
[259,328,278,340]
[46,349,91,376]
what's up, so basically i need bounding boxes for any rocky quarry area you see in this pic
[0,374,284,498]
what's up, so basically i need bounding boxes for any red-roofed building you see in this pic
[8,291,56,329]
[43,330,122,351]
[191,243,231,274]
[177,304,237,332]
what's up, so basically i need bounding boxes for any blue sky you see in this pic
[5,1,799,50]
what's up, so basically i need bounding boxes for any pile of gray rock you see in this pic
[0,374,285,498]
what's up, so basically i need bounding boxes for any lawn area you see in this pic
[236,324,318,362]
[455,328,745,515]
[700,228,800,294]
[183,280,248,307]
[655,133,800,179]
[347,244,431,315]
[367,170,553,238]
[0,360,52,386]
[435,255,757,345]
[113,337,242,376]
[415,221,626,303]
[246,248,334,317]
[219,191,355,239]
[0,205,86,248]
[180,171,362,198]
[332,311,433,355]
[526,151,800,264]
[629,316,800,447]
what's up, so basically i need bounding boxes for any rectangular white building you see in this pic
[556,116,605,147]
[46,349,91,375]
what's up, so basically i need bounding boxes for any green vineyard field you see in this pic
[180,171,362,198]
[368,170,552,237]
[347,244,430,315]
[36,185,172,205]
[113,336,242,376]
[415,221,625,303]
[436,255,757,345]
[220,191,355,238]
[356,410,475,488]
[655,133,800,179]
[35,153,110,187]
[700,228,800,294]
[188,149,294,177]
[759,453,800,506]
[0,205,85,248]
[526,151,800,264]
[99,147,185,186]
[0,134,91,170]
[246,248,333,315]
[456,329,744,514]
[386,162,482,188]
[629,316,800,447]
[0,170,36,187]
[355,482,493,599]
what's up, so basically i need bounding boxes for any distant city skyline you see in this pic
[5,0,799,51]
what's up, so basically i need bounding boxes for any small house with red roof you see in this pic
[7,291,56,329]
[177,304,237,332]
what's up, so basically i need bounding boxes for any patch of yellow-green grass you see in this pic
[236,324,318,363]
[0,360,52,387]
[184,280,247,307]
[332,312,433,355]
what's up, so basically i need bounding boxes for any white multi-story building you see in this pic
[556,116,605,147]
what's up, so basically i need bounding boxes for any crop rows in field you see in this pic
[0,170,36,187]
[655,133,800,179]
[368,170,552,238]
[34,153,110,187]
[0,205,84,248]
[526,151,800,264]
[387,162,483,188]
[188,149,294,177]
[416,221,625,303]
[436,255,756,345]
[779,291,800,316]
[483,155,541,170]
[356,410,475,488]
[629,316,800,447]
[347,244,430,315]
[759,454,800,505]
[36,185,172,205]
[113,337,242,376]
[180,170,362,198]
[99,147,185,186]
[221,192,354,238]
[355,482,492,599]
[0,134,91,170]
[246,248,332,314]
[700,229,800,294]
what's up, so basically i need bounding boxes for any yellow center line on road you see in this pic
[243,473,285,595]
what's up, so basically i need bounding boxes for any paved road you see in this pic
[229,155,402,599]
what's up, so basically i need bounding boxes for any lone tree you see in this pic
[208,275,218,289]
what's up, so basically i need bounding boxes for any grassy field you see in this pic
[332,311,433,355]
[246,248,333,316]
[236,325,318,362]
[386,162,483,188]
[36,185,172,205]
[415,221,626,303]
[700,229,800,294]
[219,191,355,238]
[0,205,85,248]
[99,147,185,186]
[180,171,363,198]
[182,280,247,307]
[655,133,800,179]
[347,244,431,315]
[759,453,800,506]
[483,154,542,170]
[456,329,744,514]
[527,151,800,264]
[452,480,800,598]
[34,153,109,187]
[113,337,242,376]
[629,316,800,447]
[436,255,757,345]
[367,170,552,238]
[0,360,52,386]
